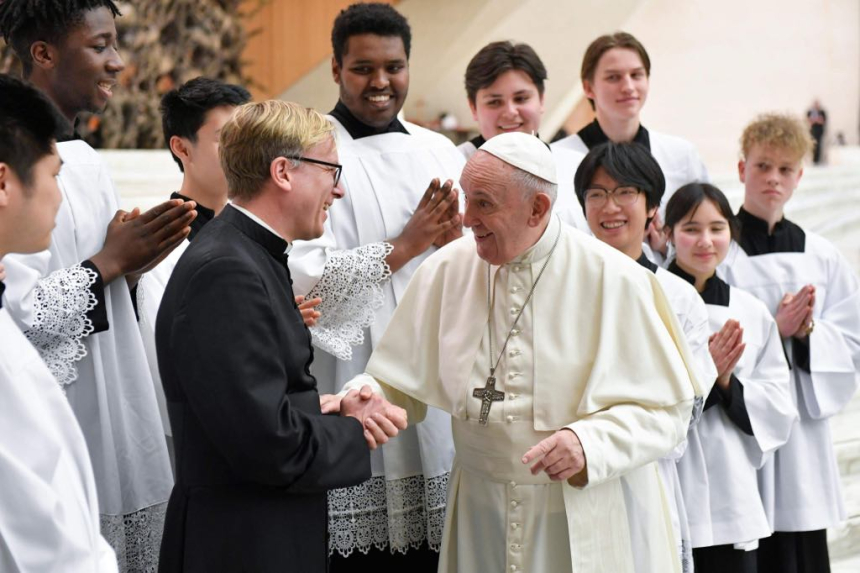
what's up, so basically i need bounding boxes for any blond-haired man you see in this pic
[722,113,860,573]
[155,100,407,573]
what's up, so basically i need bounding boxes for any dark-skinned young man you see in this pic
[0,1,196,569]
[287,3,462,571]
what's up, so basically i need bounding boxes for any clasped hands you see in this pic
[776,284,815,339]
[321,386,407,450]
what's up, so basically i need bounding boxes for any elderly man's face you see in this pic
[461,152,547,265]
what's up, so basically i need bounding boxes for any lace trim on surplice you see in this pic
[328,473,449,557]
[308,242,393,361]
[100,502,167,573]
[24,264,98,390]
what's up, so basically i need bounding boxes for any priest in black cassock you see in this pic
[155,100,407,573]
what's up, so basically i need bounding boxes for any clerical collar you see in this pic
[171,192,216,241]
[469,134,486,149]
[668,261,730,306]
[227,204,292,255]
[509,215,561,266]
[0,280,5,310]
[737,207,805,255]
[577,119,650,151]
[636,252,658,274]
[329,100,410,140]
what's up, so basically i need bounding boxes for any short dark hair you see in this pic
[160,77,251,172]
[331,2,411,66]
[464,41,547,105]
[664,183,740,241]
[0,74,60,186]
[580,32,650,111]
[0,0,121,77]
[574,141,665,227]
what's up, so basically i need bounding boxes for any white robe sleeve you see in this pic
[289,222,393,362]
[2,253,99,389]
[797,250,860,419]
[738,305,797,461]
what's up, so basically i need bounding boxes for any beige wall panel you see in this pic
[242,0,397,100]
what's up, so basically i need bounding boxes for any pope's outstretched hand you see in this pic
[333,385,408,450]
[522,428,588,487]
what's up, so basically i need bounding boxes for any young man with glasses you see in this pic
[574,141,718,572]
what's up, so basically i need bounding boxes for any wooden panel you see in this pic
[242,0,398,100]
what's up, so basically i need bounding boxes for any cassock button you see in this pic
[513,265,522,272]
[508,372,520,379]
[511,522,520,530]
[509,349,521,357]
[508,393,518,400]
[506,415,515,423]
[510,306,520,315]
[509,481,517,487]
[511,566,518,572]
[511,328,521,336]
[511,500,519,508]
[510,286,523,294]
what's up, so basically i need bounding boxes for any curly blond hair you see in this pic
[220,100,335,201]
[740,112,814,161]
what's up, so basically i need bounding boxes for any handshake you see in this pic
[321,386,408,450]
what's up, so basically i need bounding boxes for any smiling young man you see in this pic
[0,1,198,569]
[721,113,860,573]
[155,100,406,573]
[458,41,548,160]
[551,32,709,245]
[287,3,464,569]
[0,73,118,572]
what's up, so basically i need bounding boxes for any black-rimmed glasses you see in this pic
[287,156,343,187]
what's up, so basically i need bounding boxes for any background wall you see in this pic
[273,0,860,172]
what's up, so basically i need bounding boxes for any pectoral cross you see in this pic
[473,373,505,426]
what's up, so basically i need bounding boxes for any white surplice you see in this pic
[138,239,189,438]
[651,266,718,571]
[721,234,860,531]
[695,282,796,547]
[0,298,117,572]
[288,117,465,556]
[2,141,173,571]
[551,129,710,232]
[344,216,702,573]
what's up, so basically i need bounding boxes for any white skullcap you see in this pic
[478,132,558,185]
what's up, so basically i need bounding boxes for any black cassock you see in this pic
[155,205,371,572]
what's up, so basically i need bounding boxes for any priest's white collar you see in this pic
[230,204,293,254]
[508,214,560,266]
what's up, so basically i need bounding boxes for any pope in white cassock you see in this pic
[331,132,702,573]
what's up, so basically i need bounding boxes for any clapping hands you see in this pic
[321,385,408,450]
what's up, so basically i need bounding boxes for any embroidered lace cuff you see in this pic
[24,264,99,390]
[101,502,167,573]
[308,242,393,361]
[328,473,448,557]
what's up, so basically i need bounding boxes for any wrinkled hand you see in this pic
[775,285,815,339]
[522,428,587,484]
[645,212,669,257]
[296,295,322,327]
[340,385,408,449]
[90,199,197,284]
[433,185,463,248]
[709,319,745,390]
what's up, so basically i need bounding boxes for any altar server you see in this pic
[721,113,860,573]
[665,182,797,573]
[0,73,117,573]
